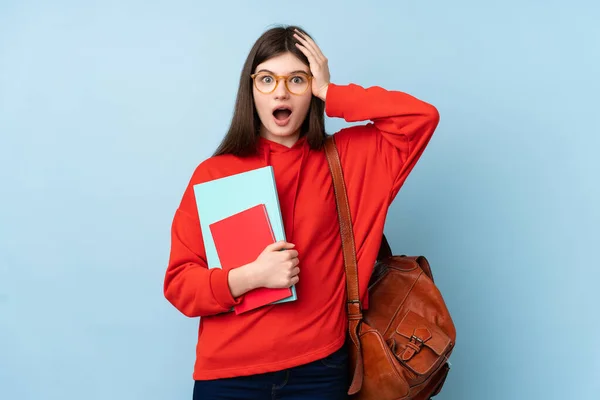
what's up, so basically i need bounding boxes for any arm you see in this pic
[325,83,440,198]
[293,30,439,199]
[163,171,300,317]
[163,176,247,318]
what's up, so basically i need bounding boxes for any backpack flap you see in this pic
[393,310,452,376]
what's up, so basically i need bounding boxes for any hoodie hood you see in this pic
[257,135,308,166]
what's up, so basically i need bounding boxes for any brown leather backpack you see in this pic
[324,136,457,400]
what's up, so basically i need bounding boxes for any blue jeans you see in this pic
[193,345,349,399]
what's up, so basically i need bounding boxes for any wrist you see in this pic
[242,261,262,291]
[318,84,329,102]
[228,263,259,298]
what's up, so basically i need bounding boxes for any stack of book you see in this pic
[193,166,297,314]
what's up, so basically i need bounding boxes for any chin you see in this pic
[267,122,302,138]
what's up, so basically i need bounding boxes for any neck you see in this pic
[259,127,301,148]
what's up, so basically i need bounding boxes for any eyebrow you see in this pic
[255,69,310,75]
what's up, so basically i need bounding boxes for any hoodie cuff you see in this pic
[209,268,242,309]
[324,83,346,118]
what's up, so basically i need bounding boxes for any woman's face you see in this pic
[252,52,312,144]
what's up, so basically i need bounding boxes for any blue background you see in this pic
[1,1,598,399]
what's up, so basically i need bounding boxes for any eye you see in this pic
[290,75,306,84]
[260,75,274,84]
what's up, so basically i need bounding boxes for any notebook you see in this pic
[193,165,297,311]
[209,204,292,314]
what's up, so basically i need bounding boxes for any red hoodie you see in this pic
[164,83,439,380]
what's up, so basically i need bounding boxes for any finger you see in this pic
[266,241,295,252]
[294,35,320,63]
[290,276,299,286]
[284,249,299,259]
[293,30,319,55]
[294,30,326,61]
[291,267,300,276]
[294,41,319,65]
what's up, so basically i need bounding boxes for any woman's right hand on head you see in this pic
[249,241,300,289]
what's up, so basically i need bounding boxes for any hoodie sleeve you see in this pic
[325,83,439,201]
[163,168,243,318]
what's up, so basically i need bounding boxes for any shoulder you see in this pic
[188,153,261,186]
[178,153,258,213]
[332,123,380,154]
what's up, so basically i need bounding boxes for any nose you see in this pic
[273,77,290,99]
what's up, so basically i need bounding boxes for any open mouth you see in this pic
[273,106,292,121]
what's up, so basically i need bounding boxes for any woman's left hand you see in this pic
[293,29,330,101]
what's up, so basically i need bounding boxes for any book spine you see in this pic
[269,167,287,242]
[261,204,276,242]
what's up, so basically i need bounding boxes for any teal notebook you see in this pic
[193,166,297,305]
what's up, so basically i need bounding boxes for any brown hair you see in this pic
[213,25,326,157]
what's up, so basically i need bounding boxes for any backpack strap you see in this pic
[324,135,364,395]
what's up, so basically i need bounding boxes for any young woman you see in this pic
[164,25,439,399]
